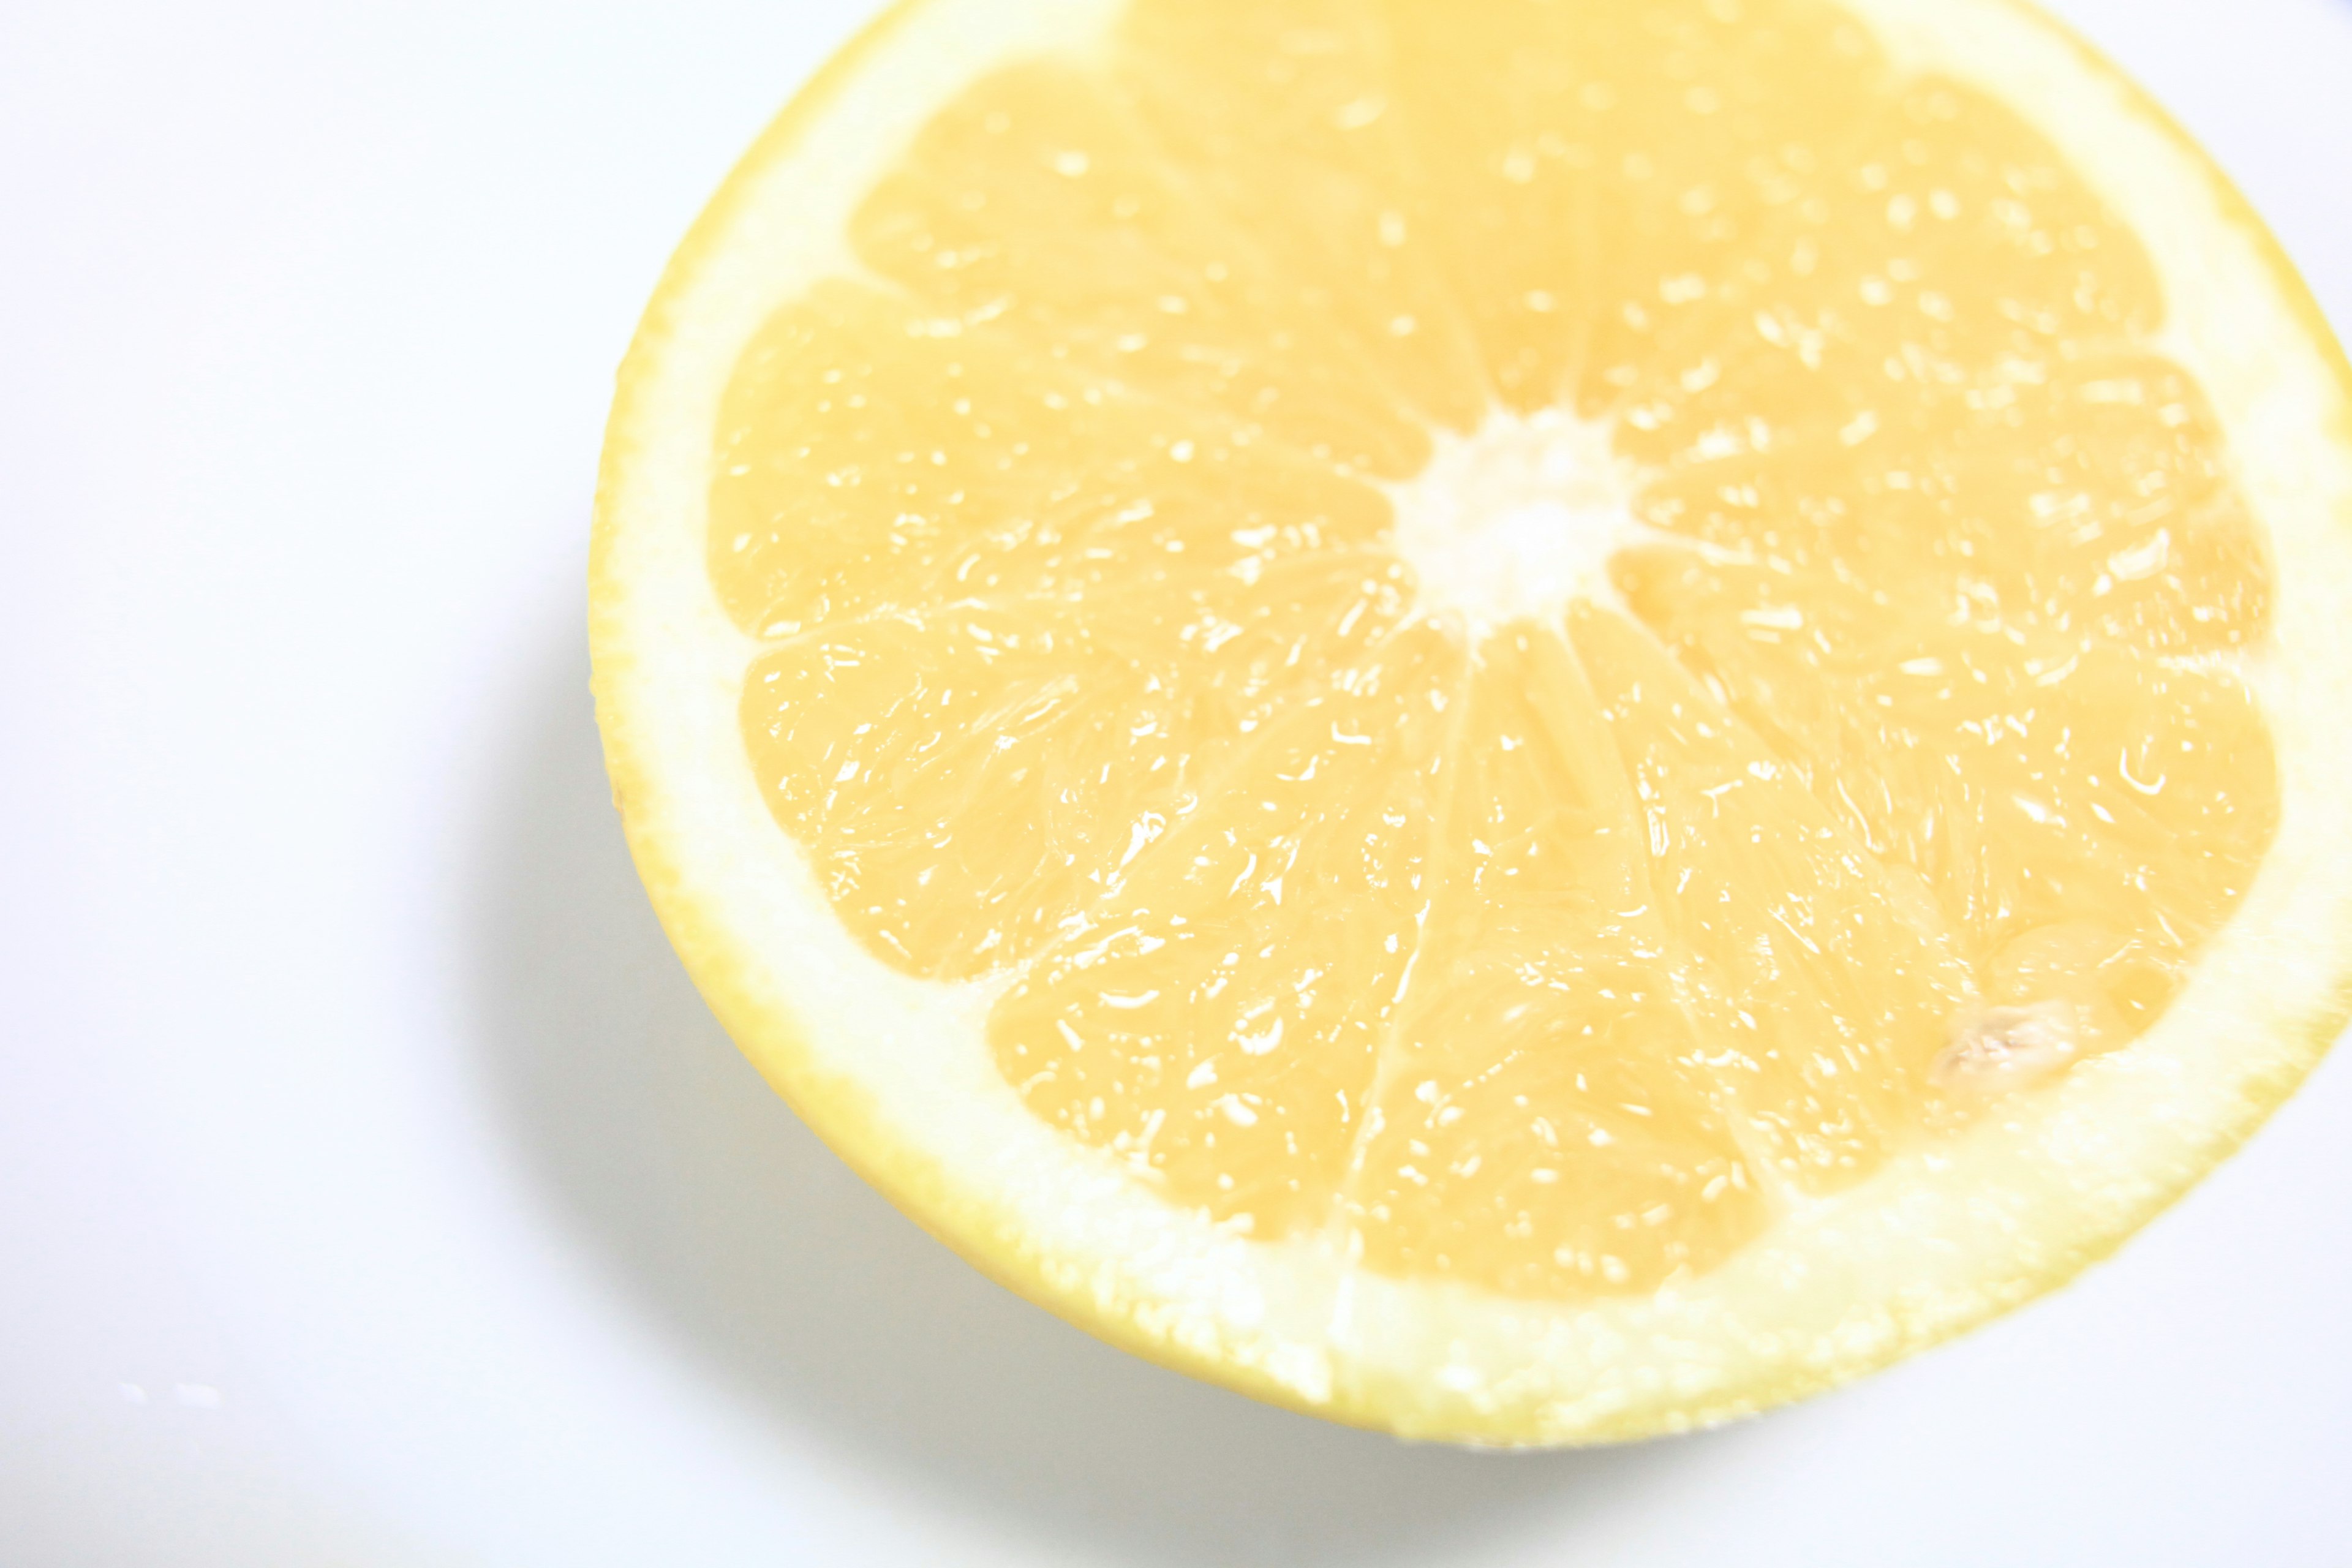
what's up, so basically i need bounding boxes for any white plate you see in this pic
[5,2,2351,1563]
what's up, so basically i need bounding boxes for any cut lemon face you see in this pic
[592,0,2352,1443]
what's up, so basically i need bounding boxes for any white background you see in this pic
[5,2,2351,1564]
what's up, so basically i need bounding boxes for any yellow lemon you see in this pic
[592,0,2352,1443]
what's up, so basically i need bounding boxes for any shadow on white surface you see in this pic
[467,635,1733,1564]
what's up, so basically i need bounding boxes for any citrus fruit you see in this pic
[590,0,2352,1443]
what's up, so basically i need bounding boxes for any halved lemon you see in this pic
[592,0,2352,1443]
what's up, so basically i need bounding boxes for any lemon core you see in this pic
[1386,410,1647,633]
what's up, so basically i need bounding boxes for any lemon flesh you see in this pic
[596,0,2352,1442]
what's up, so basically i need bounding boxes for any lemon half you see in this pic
[592,0,2352,1444]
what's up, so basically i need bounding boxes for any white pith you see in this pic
[592,0,2352,1442]
[1385,409,1650,631]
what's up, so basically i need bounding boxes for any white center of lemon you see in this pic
[1386,409,1645,635]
